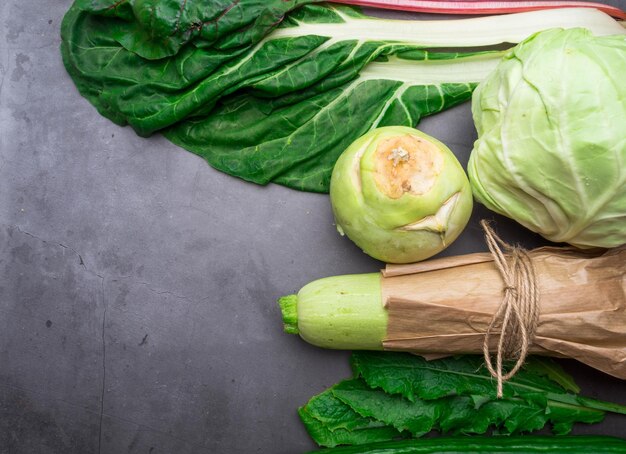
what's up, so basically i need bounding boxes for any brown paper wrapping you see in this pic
[381,246,626,379]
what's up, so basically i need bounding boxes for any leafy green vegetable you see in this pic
[351,352,625,416]
[331,378,511,437]
[350,352,566,401]
[62,1,493,191]
[520,356,580,394]
[164,59,482,192]
[61,1,625,192]
[299,352,626,447]
[299,385,405,447]
[468,28,626,248]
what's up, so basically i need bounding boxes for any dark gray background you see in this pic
[1,1,624,453]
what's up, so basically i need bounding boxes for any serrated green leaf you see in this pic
[329,379,559,437]
[546,401,605,435]
[299,387,403,447]
[350,352,572,402]
[521,357,580,393]
[303,387,381,433]
[299,353,626,448]
[331,379,443,436]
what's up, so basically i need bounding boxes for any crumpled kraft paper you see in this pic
[381,246,626,379]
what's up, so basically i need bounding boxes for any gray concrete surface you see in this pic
[1,1,624,453]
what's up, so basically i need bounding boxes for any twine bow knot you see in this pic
[480,220,540,398]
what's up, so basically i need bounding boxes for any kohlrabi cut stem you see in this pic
[279,273,387,350]
[272,7,626,47]
[332,0,626,20]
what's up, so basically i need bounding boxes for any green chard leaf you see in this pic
[72,0,317,59]
[165,61,480,192]
[61,0,502,193]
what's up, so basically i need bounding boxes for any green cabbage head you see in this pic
[468,28,626,248]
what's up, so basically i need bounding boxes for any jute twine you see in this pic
[480,220,540,398]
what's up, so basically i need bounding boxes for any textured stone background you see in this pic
[1,1,624,453]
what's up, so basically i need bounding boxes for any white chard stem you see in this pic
[272,7,626,46]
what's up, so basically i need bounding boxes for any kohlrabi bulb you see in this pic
[330,126,473,264]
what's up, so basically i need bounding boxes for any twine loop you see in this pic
[480,220,540,398]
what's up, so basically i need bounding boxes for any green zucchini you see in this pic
[309,435,626,453]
